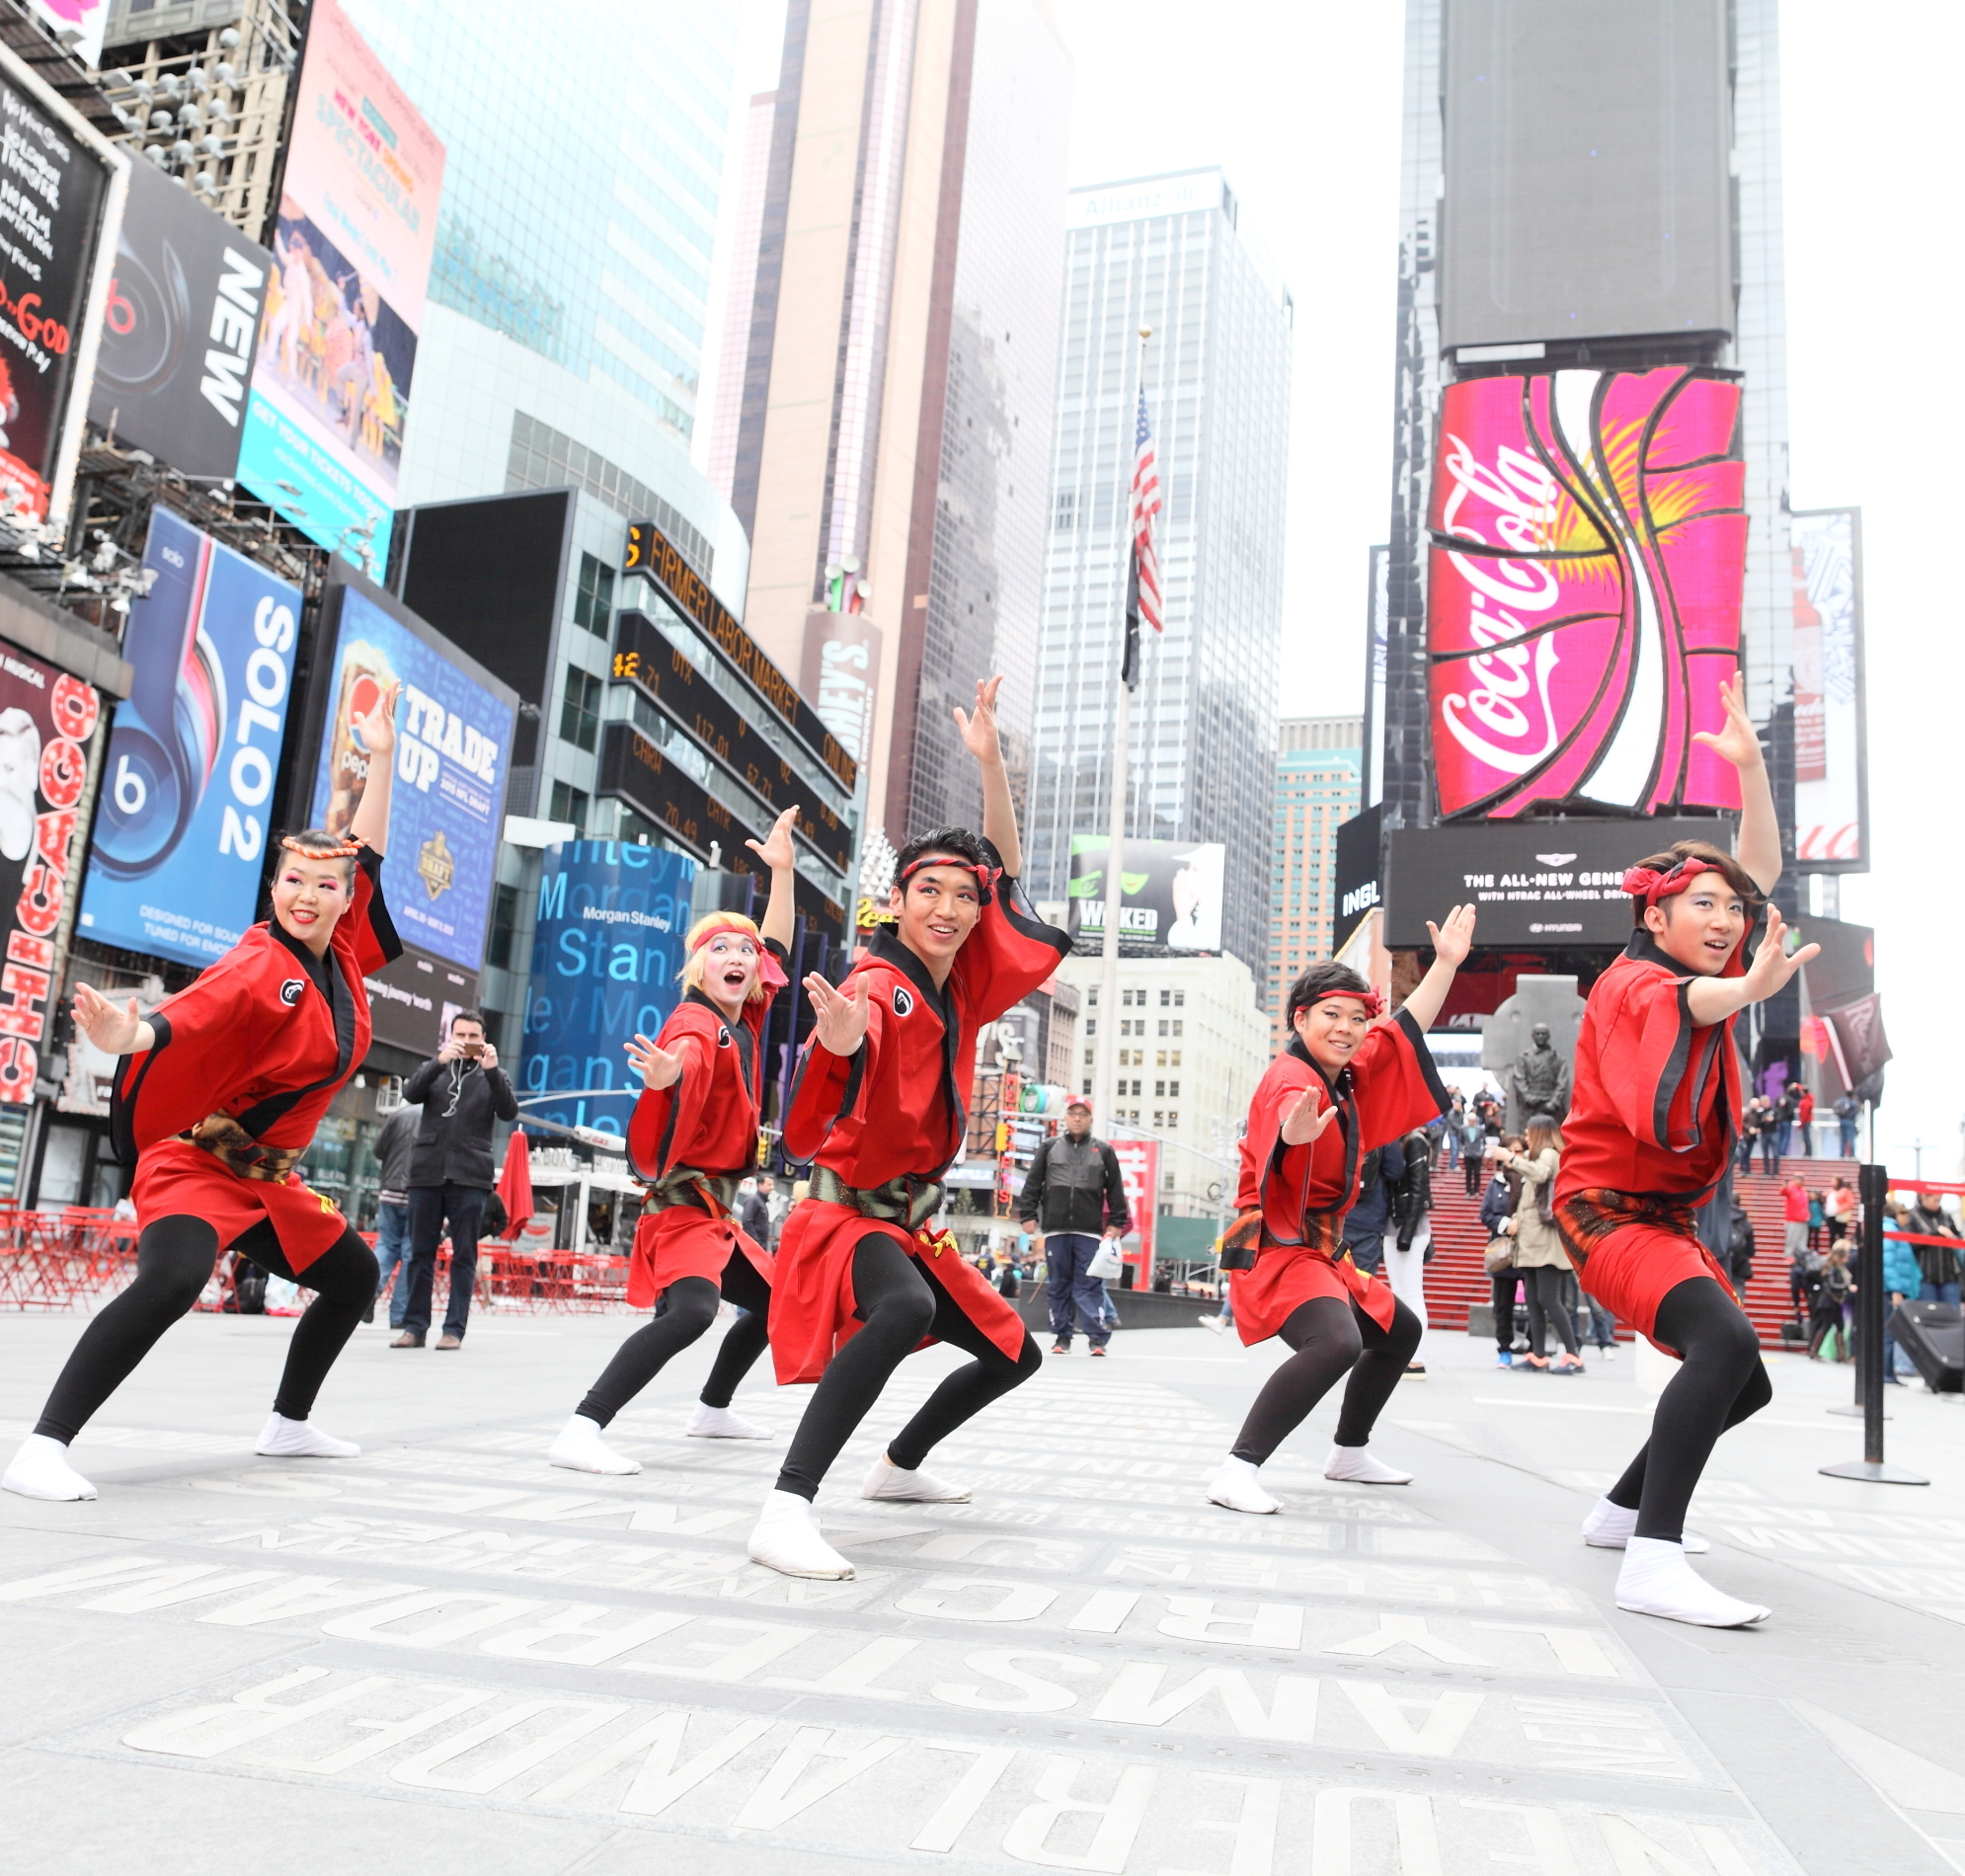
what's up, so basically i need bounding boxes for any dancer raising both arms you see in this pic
[1206,903,1475,1516]
[749,675,1070,1579]
[550,805,800,1474]
[1557,674,1813,1627]
[3,684,405,1503]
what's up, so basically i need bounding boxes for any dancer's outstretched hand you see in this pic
[746,804,799,873]
[952,675,1005,763]
[1740,903,1819,1005]
[1690,672,1765,773]
[1280,1080,1341,1147]
[807,972,871,1055]
[1426,903,1477,969]
[74,983,146,1055]
[625,1033,684,1091]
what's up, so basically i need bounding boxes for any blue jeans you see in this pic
[1046,1233,1110,1348]
[1839,1122,1857,1157]
[402,1183,488,1342]
[1922,1282,1962,1306]
[373,1200,412,1327]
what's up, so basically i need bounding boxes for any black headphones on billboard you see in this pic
[92,548,226,880]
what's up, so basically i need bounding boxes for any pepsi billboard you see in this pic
[519,840,695,1135]
[78,508,302,967]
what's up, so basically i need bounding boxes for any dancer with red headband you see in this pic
[550,805,801,1475]
[748,675,1070,1578]
[1556,674,1815,1626]
[3,686,404,1502]
[1205,910,1474,1516]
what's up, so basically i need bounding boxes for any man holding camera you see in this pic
[393,1010,518,1350]
[1020,1097,1131,1356]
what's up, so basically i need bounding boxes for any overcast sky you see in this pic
[709,0,1957,1173]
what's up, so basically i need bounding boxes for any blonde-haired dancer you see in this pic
[550,807,799,1475]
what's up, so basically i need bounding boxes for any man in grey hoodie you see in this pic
[1020,1098,1132,1356]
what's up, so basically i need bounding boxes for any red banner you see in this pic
[1109,1136,1158,1281]
[1427,368,1747,821]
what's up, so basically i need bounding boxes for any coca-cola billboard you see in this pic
[1426,367,1748,821]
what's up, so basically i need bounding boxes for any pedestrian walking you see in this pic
[1833,1092,1858,1159]
[1808,1244,1853,1360]
[1459,1106,1487,1196]
[1554,674,1807,1627]
[1341,1138,1402,1277]
[1481,1138,1524,1368]
[1881,1208,1922,1385]
[1019,1096,1131,1356]
[1203,906,1474,1517]
[1384,1125,1434,1375]
[1772,1084,1797,1160]
[366,1099,423,1328]
[1909,1196,1962,1303]
[1795,1085,1815,1157]
[3,683,404,1503]
[1498,1119,1583,1372]
[393,1008,519,1350]
[550,806,799,1475]
[752,676,1063,1580]
[1780,1176,1809,1268]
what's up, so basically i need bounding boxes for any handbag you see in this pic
[1087,1238,1125,1281]
[1482,1236,1516,1275]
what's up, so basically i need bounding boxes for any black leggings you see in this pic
[35,1214,378,1445]
[1605,1275,1770,1541]
[1522,1265,1578,1356]
[1228,1292,1423,1465]
[775,1232,1042,1500]
[1492,1272,1520,1351]
[576,1246,773,1427]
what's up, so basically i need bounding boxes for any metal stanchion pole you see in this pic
[1820,1162,1927,1484]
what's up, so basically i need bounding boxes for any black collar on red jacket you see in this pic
[684,986,756,1096]
[240,919,357,1137]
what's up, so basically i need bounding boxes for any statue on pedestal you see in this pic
[1509,1021,1571,1127]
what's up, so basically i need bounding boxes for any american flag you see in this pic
[1130,384,1163,633]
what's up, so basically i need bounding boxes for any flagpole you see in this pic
[1096,326,1150,1135]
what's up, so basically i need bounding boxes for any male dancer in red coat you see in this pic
[1556,675,1816,1626]
[549,806,798,1474]
[1205,907,1473,1515]
[750,676,1069,1578]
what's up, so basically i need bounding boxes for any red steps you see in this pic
[1421,1153,1857,1349]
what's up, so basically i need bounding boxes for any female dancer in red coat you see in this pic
[1206,907,1473,1516]
[3,684,403,1502]
[550,806,798,1474]
[1556,676,1815,1626]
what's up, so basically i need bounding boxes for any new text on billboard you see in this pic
[1067,836,1224,956]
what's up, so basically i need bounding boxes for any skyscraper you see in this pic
[1370,0,1791,841]
[338,0,750,602]
[729,0,1072,840]
[1027,170,1294,980]
[1269,718,1363,1046]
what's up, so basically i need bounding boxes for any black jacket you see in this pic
[1392,1132,1432,1250]
[369,1103,423,1198]
[1019,1132,1131,1237]
[403,1055,519,1189]
[1343,1138,1406,1250]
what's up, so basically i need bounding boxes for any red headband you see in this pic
[692,922,788,991]
[1313,986,1385,1018]
[1621,856,1716,906]
[897,853,1001,904]
[281,835,361,858]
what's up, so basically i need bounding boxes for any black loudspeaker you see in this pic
[1889,1300,1963,1393]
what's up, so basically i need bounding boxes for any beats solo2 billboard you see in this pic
[78,508,301,967]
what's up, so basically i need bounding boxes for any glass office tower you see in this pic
[341,0,748,603]
[1028,170,1294,978]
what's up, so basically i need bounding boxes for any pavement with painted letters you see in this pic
[2,1304,1962,1874]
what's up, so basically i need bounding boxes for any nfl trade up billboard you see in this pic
[1067,836,1225,956]
[237,0,444,571]
[297,571,515,1054]
[1790,508,1866,872]
[78,509,302,967]
[1427,367,1747,821]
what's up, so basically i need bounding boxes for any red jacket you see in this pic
[1555,929,1746,1207]
[626,941,787,1183]
[783,886,1070,1185]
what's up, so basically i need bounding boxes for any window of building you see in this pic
[1168,1081,1180,1098]
[1173,991,1185,1007]
[1171,1020,1184,1037]
[1167,1111,1178,1129]
[548,781,590,833]
[487,882,520,971]
[1082,1078,1093,1096]
[1155,1080,1165,1097]
[1083,1047,1095,1067]
[573,552,615,639]
[1169,1051,1181,1067]
[559,668,603,752]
